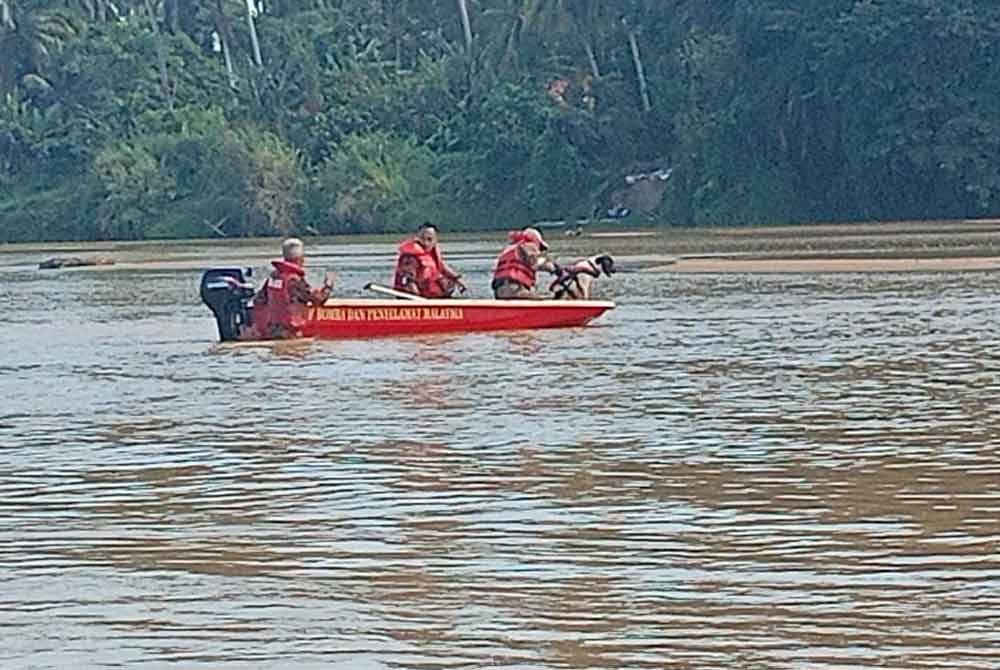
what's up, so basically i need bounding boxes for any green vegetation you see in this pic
[2,0,999,242]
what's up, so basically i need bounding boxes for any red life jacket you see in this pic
[393,239,451,298]
[492,243,536,289]
[257,259,308,336]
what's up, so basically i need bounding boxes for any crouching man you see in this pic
[491,228,560,299]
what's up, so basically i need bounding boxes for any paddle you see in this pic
[364,282,427,300]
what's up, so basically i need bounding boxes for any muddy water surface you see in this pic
[1,232,999,669]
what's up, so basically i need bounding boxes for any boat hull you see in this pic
[299,298,615,339]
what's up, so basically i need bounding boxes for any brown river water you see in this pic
[1,230,999,669]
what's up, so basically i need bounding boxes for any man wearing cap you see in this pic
[251,237,335,339]
[491,227,560,299]
[393,223,466,298]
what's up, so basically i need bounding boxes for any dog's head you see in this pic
[594,254,616,277]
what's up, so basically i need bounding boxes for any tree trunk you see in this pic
[627,29,651,112]
[0,0,11,95]
[456,0,472,53]
[143,0,174,111]
[215,0,237,89]
[501,15,521,72]
[582,38,600,79]
[245,0,263,67]
[220,34,236,89]
[1,0,14,31]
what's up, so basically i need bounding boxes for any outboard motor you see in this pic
[200,268,256,341]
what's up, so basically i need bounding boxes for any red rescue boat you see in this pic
[200,269,614,341]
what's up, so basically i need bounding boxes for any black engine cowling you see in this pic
[200,268,256,341]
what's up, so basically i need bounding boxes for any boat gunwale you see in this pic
[318,298,616,309]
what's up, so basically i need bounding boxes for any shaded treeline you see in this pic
[2,0,999,242]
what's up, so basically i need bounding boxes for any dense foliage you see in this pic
[2,0,999,241]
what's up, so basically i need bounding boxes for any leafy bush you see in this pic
[310,131,443,234]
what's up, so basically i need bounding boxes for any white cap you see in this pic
[282,237,305,260]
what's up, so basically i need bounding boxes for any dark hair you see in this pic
[417,222,437,233]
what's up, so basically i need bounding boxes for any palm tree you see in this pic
[621,15,650,112]
[0,3,82,94]
[72,0,112,22]
[515,0,607,79]
[518,1,653,111]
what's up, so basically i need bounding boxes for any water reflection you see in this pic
[1,237,998,668]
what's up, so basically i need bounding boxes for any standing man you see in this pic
[491,227,560,299]
[251,237,334,339]
[393,223,466,298]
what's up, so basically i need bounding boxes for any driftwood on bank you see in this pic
[38,256,115,270]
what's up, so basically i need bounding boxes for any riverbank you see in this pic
[628,218,1000,273]
[643,256,1000,273]
[6,218,1000,276]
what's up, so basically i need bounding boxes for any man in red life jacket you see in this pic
[491,227,561,299]
[393,223,466,298]
[250,237,334,339]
